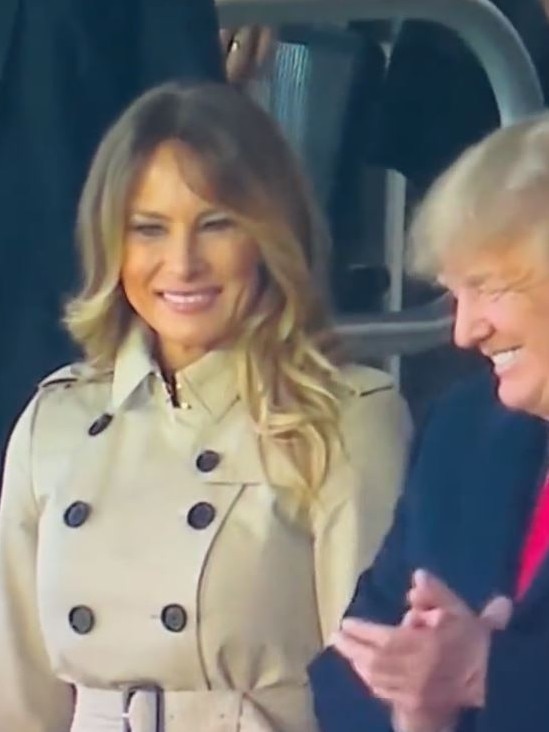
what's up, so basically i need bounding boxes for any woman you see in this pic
[311,114,549,732]
[0,82,410,732]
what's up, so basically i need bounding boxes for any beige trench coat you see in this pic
[0,325,411,732]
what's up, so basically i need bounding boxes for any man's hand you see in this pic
[219,26,275,84]
[331,570,512,732]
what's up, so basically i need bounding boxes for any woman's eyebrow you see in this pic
[129,210,170,220]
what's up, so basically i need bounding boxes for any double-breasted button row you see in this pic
[77,442,220,468]
[68,604,188,634]
[63,499,216,531]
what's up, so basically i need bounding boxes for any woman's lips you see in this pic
[158,288,220,314]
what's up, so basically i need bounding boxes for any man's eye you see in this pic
[480,286,507,301]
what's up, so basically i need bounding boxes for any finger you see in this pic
[368,635,434,681]
[480,595,513,631]
[331,631,378,665]
[342,624,428,663]
[351,648,418,693]
[368,661,417,692]
[331,633,379,688]
[225,26,259,83]
[219,28,234,55]
[340,617,396,646]
[402,608,425,629]
[409,570,469,614]
[255,27,276,69]
[401,607,444,630]
[371,684,412,706]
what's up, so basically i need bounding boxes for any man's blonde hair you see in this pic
[409,113,549,280]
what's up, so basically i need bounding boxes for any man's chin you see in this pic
[497,383,542,416]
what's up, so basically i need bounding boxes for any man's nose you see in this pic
[453,292,492,349]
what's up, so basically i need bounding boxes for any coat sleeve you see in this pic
[311,384,413,642]
[309,381,423,732]
[309,496,413,732]
[0,396,74,732]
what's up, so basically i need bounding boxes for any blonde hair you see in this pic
[65,82,346,500]
[409,113,549,280]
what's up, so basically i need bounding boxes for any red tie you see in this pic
[516,474,549,598]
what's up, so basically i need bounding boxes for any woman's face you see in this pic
[440,245,549,419]
[121,141,262,370]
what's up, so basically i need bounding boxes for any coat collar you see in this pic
[110,322,155,411]
[110,321,239,423]
[107,323,308,490]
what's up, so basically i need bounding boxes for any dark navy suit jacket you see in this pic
[0,0,224,456]
[310,374,549,732]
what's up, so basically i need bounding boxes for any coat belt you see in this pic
[72,684,316,732]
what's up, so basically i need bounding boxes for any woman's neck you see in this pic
[156,340,207,373]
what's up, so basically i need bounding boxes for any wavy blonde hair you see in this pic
[66,82,348,500]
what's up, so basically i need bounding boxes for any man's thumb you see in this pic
[480,595,513,631]
[408,569,466,612]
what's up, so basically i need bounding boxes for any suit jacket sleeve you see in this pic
[472,627,549,732]
[311,386,412,641]
[0,396,74,732]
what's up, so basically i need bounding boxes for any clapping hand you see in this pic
[331,570,512,732]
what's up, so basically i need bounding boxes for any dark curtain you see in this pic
[0,0,224,455]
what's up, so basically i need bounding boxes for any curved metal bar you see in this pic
[219,0,544,354]
[336,294,454,357]
[219,0,544,123]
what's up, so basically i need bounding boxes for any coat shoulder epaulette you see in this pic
[340,363,395,399]
[38,362,110,391]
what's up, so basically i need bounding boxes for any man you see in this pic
[310,114,549,732]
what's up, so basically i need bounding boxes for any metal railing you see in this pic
[219,0,544,358]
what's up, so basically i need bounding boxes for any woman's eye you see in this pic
[201,216,234,232]
[129,222,166,238]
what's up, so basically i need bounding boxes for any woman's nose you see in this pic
[163,233,206,279]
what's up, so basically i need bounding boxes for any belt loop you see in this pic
[122,685,165,732]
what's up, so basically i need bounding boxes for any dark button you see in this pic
[88,413,113,436]
[63,501,91,528]
[187,502,216,530]
[195,450,221,473]
[161,604,187,633]
[69,606,95,634]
